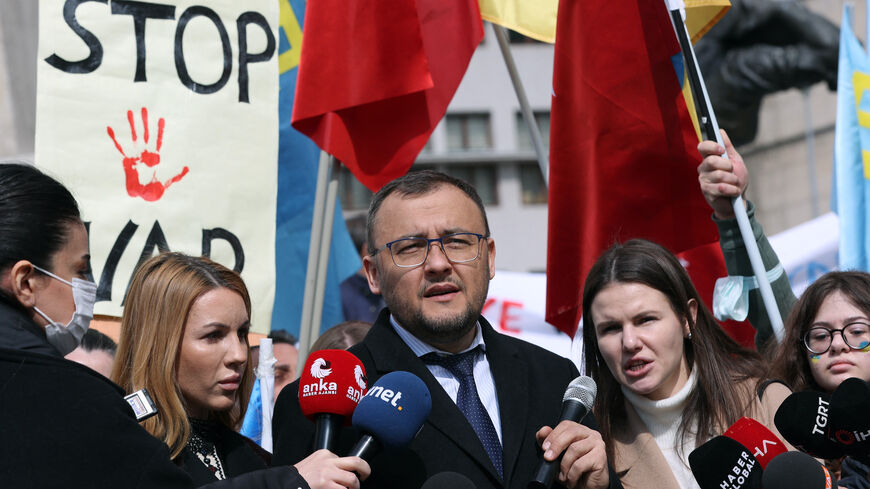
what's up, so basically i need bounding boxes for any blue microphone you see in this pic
[349,371,432,460]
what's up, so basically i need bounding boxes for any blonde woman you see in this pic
[113,252,369,488]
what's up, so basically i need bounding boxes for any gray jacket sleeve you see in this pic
[713,201,797,350]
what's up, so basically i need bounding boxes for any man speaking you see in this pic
[273,171,619,489]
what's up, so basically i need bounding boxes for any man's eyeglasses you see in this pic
[374,232,488,268]
[803,323,870,354]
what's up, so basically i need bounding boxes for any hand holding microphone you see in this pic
[530,376,607,489]
[298,349,368,452]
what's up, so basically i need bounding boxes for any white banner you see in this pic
[36,0,279,332]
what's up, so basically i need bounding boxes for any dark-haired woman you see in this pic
[581,239,791,489]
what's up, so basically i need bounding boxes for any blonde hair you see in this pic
[111,252,254,459]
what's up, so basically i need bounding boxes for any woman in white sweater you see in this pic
[580,239,790,489]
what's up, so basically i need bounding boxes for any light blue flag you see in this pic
[240,378,264,444]
[834,6,870,271]
[272,0,361,335]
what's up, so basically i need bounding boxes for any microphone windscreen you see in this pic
[761,451,832,489]
[774,390,843,459]
[563,376,596,411]
[829,377,870,457]
[298,349,367,421]
[722,417,787,469]
[352,371,431,449]
[420,472,476,489]
[688,435,762,489]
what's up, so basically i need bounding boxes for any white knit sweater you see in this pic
[622,369,701,489]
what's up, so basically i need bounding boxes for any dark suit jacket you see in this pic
[273,309,622,489]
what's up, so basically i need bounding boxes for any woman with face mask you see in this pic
[581,239,792,489]
[113,252,369,488]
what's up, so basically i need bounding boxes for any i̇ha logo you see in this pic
[310,358,332,379]
[354,365,367,390]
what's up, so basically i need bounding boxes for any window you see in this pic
[338,167,373,211]
[515,111,550,151]
[446,113,492,152]
[520,163,547,205]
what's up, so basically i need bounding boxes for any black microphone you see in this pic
[774,390,844,459]
[829,377,870,457]
[688,435,762,489]
[761,451,832,489]
[528,376,597,489]
[420,472,477,489]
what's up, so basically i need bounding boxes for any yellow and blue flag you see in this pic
[834,6,870,271]
[272,0,360,335]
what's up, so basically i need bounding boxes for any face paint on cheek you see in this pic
[810,354,822,363]
[857,341,870,352]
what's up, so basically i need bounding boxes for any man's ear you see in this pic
[363,255,381,295]
[7,260,40,308]
[486,238,496,280]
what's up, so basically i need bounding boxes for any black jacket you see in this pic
[0,297,307,489]
[273,309,622,489]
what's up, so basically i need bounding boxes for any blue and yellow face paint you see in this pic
[810,354,822,363]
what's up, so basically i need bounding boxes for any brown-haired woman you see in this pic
[581,239,791,489]
[113,252,369,488]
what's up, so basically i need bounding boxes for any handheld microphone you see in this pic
[722,417,787,469]
[761,451,832,489]
[528,376,597,489]
[774,390,844,459]
[298,349,368,451]
[688,435,762,489]
[420,472,477,489]
[829,377,870,457]
[349,371,432,460]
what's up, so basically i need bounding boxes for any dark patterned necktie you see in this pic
[423,347,503,478]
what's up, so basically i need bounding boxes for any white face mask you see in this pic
[31,265,98,356]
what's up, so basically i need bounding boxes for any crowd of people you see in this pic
[1,129,870,488]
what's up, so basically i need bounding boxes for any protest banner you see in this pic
[36,0,279,332]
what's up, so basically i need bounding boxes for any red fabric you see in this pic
[546,0,721,339]
[291,0,483,191]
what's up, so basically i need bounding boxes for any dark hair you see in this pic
[310,320,372,352]
[769,271,870,392]
[0,163,81,274]
[366,170,490,255]
[79,329,118,356]
[268,329,298,346]
[581,239,764,461]
[345,214,368,252]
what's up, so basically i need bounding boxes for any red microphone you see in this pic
[298,349,368,451]
[723,417,788,469]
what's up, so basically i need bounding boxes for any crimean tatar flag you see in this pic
[833,6,870,271]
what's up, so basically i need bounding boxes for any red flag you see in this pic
[545,0,721,338]
[291,0,484,191]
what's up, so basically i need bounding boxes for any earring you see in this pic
[687,332,693,340]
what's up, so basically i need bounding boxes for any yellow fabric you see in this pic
[478,0,729,45]
[478,0,557,43]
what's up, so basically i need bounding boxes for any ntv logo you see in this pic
[301,358,338,397]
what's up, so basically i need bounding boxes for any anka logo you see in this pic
[310,358,332,379]
[355,365,367,390]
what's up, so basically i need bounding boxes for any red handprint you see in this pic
[106,108,189,202]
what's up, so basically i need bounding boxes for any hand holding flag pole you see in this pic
[667,0,785,342]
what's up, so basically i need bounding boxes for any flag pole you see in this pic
[492,23,549,186]
[298,151,334,369]
[668,6,785,341]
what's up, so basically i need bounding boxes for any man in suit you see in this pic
[273,170,617,489]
